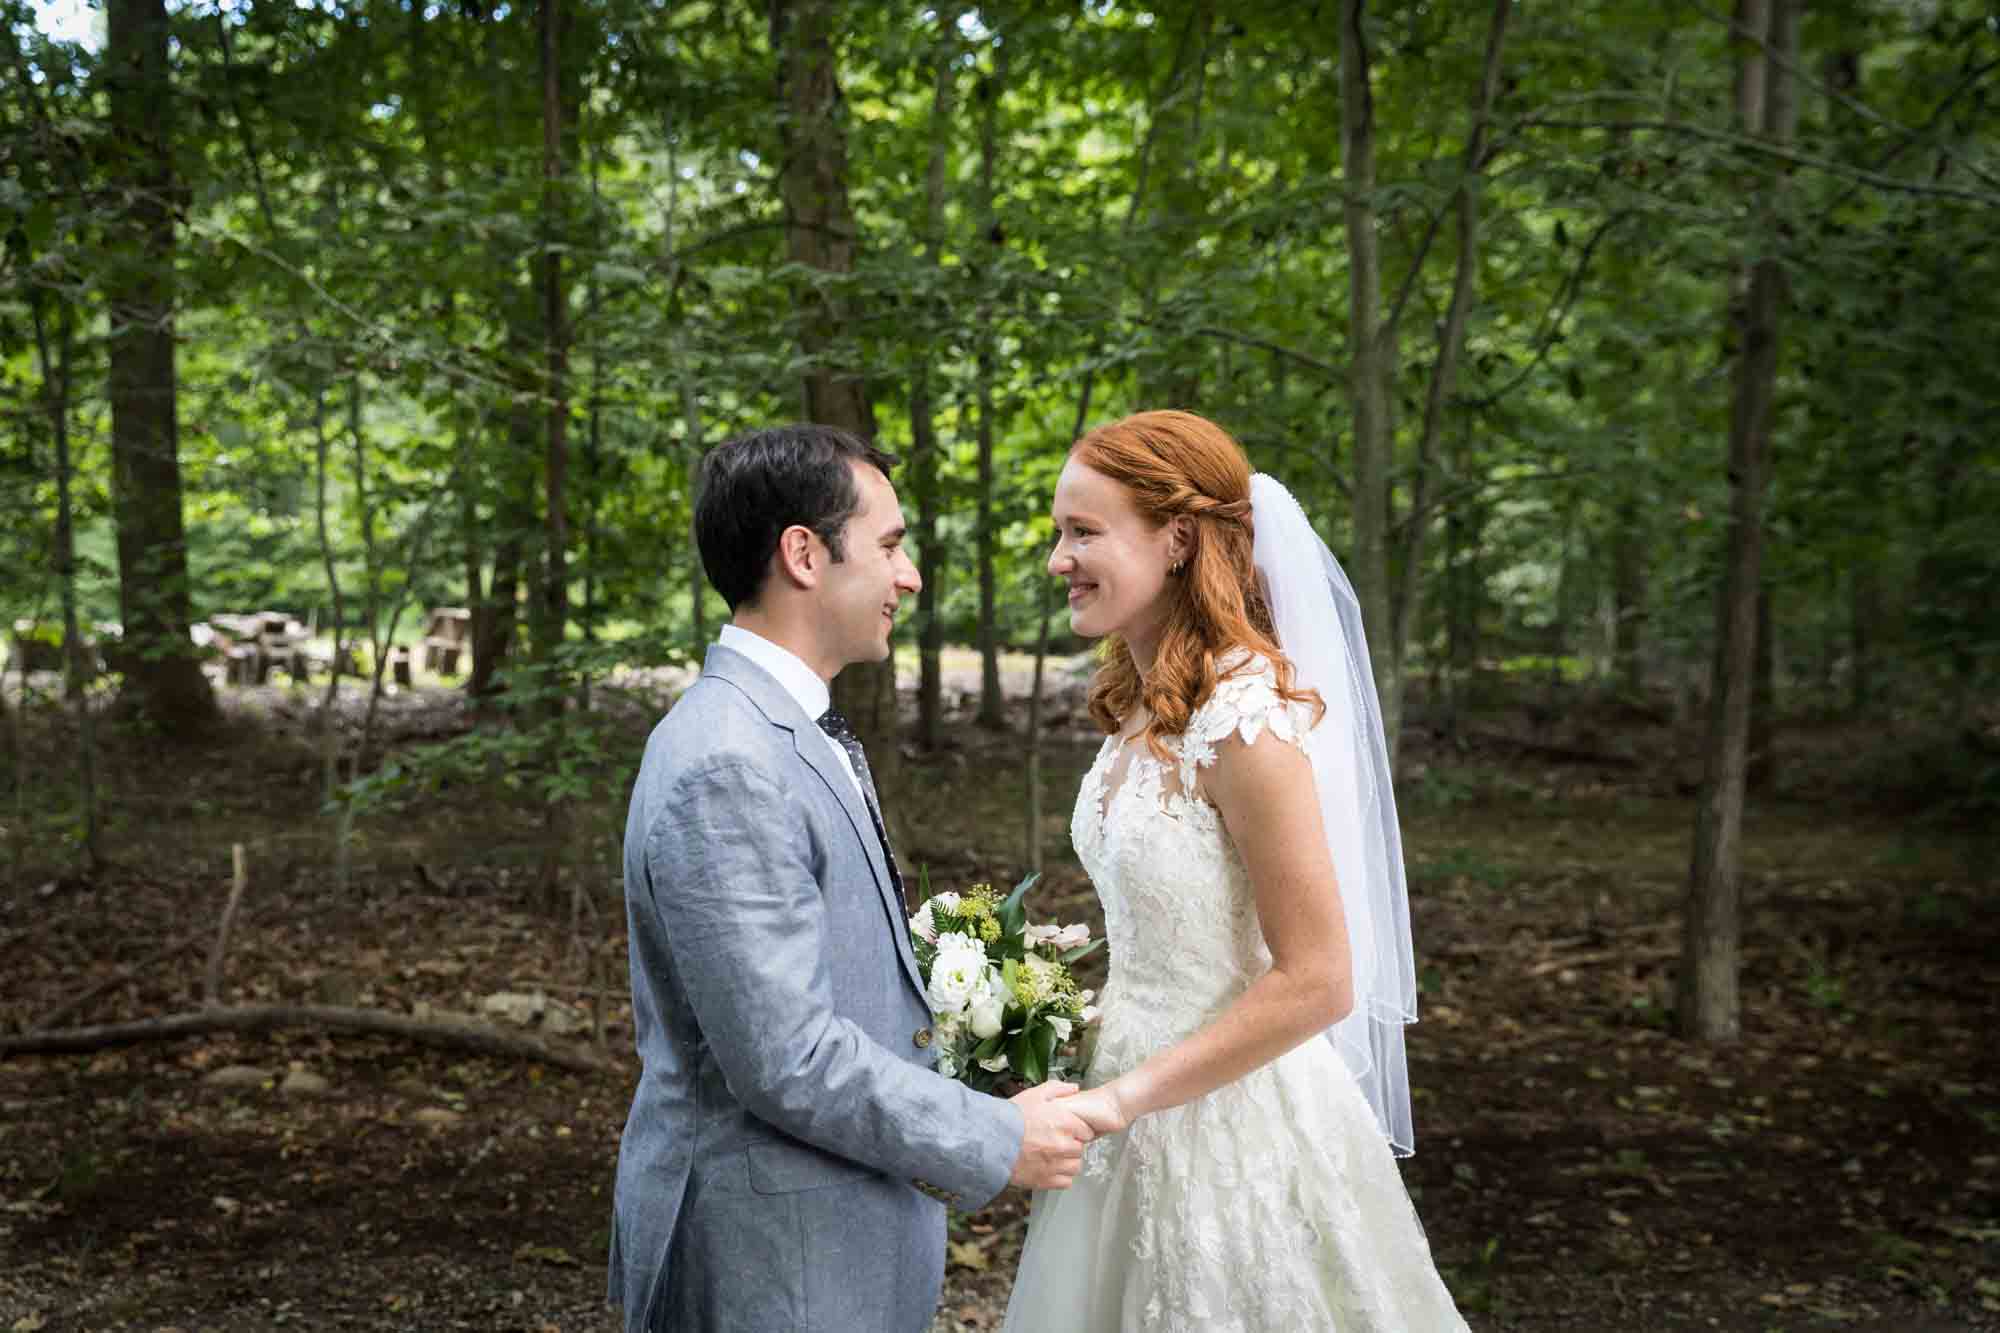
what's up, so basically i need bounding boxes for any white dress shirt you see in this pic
[717,623,866,801]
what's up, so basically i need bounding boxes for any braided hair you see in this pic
[1069,410,1322,761]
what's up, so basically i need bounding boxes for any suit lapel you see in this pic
[703,645,928,1004]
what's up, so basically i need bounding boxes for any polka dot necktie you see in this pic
[816,706,906,905]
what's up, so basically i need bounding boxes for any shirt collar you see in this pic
[718,623,830,722]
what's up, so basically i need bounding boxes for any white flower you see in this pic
[927,945,985,1015]
[937,1048,960,1078]
[1024,922,1060,947]
[1051,923,1092,950]
[910,900,938,942]
[968,972,1007,1039]
[978,1052,1010,1074]
[1079,1005,1101,1024]
[931,891,962,916]
[1047,1015,1073,1042]
[933,930,980,958]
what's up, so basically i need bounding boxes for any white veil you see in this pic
[1248,473,1420,1156]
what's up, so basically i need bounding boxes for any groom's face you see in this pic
[818,460,922,670]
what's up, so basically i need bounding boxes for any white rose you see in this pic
[910,901,938,943]
[977,1052,1010,1074]
[968,980,1006,1040]
[932,892,962,916]
[1024,923,1060,947]
[1052,923,1092,950]
[927,946,985,1015]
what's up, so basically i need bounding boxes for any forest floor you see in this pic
[1,659,1996,1332]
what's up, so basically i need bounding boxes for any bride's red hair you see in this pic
[1071,410,1322,758]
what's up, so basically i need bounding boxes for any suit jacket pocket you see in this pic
[746,1140,881,1195]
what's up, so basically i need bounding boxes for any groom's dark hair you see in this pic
[695,424,901,611]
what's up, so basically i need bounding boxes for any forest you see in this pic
[2,0,1996,1328]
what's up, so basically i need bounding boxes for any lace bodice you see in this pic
[1071,655,1317,1082]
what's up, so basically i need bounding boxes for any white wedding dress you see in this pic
[1003,659,1469,1332]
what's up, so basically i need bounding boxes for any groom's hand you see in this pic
[1007,1081,1093,1190]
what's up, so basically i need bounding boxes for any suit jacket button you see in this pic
[913,1027,933,1049]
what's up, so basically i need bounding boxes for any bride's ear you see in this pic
[1167,515,1195,567]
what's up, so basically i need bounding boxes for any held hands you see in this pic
[1059,1083,1133,1138]
[1007,1081,1095,1190]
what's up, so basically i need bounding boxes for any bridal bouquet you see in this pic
[909,873,1102,1092]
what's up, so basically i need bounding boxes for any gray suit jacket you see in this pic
[607,643,1023,1333]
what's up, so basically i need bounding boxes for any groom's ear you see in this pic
[772,523,822,591]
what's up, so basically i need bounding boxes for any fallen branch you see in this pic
[0,1004,615,1073]
[1526,947,1679,978]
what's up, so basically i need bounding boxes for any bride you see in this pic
[1004,411,1467,1331]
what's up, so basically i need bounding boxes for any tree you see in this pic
[102,0,214,732]
[771,0,898,785]
[1680,0,1800,1044]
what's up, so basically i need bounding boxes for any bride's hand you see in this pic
[1062,1084,1134,1136]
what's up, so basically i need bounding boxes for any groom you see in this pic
[607,424,1094,1333]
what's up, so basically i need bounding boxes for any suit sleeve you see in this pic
[643,753,1023,1207]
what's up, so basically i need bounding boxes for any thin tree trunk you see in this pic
[103,0,213,733]
[1391,0,1511,760]
[1612,494,1647,695]
[974,49,1008,731]
[312,386,348,803]
[1680,0,1796,1044]
[913,8,961,750]
[1339,0,1398,759]
[771,0,898,796]
[661,127,710,658]
[537,0,572,898]
[29,295,99,867]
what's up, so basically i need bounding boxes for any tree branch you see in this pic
[1513,117,2000,206]
[1463,211,1626,412]
[0,1005,614,1073]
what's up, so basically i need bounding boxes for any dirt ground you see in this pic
[1,667,1995,1332]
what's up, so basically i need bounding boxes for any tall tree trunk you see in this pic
[1339,0,1398,759]
[536,0,573,897]
[103,0,214,733]
[1391,0,1511,759]
[30,295,100,867]
[1680,0,1796,1044]
[913,9,960,751]
[974,50,1008,731]
[771,0,899,795]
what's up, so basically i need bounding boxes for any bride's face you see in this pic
[1048,458,1181,644]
